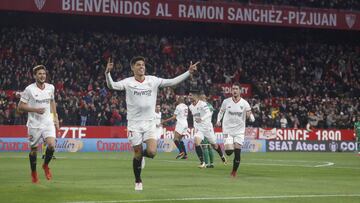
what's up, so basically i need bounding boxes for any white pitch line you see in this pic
[314,162,334,167]
[65,194,360,203]
[252,159,329,163]
[159,160,332,168]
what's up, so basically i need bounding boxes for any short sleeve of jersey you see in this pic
[200,101,210,113]
[207,102,214,112]
[220,99,227,112]
[244,100,251,111]
[174,105,180,116]
[20,87,30,103]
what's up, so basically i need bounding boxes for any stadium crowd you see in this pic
[0,26,359,129]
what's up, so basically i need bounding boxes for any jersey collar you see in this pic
[232,97,241,103]
[134,76,145,83]
[35,82,46,90]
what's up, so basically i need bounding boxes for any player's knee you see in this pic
[147,150,157,158]
[225,150,233,156]
[30,150,37,156]
[133,148,143,158]
[47,145,55,151]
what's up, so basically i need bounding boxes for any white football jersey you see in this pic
[110,75,162,121]
[20,83,55,128]
[217,97,251,134]
[155,111,162,127]
[189,100,213,131]
[106,71,190,121]
[174,103,188,127]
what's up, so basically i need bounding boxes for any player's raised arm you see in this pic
[160,61,200,87]
[105,57,125,90]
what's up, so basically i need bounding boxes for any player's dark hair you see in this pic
[32,65,46,75]
[232,82,241,89]
[130,56,145,66]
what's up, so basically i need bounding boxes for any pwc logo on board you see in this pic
[345,14,356,29]
[34,0,46,10]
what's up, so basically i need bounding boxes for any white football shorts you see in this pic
[27,126,56,148]
[127,120,157,146]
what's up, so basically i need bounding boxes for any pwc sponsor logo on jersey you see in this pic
[34,91,52,104]
[35,98,51,104]
[228,111,242,117]
[133,90,152,96]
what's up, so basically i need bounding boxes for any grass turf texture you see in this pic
[0,152,359,203]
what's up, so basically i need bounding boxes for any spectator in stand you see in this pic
[0,26,359,129]
[79,104,89,126]
[280,113,288,128]
[110,107,122,126]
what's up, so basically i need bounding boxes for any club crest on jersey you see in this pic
[34,0,46,10]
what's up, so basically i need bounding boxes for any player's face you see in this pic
[189,93,198,103]
[200,94,206,101]
[155,105,161,112]
[177,96,184,104]
[131,60,145,77]
[232,85,240,97]
[34,69,46,84]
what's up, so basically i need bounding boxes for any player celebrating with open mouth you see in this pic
[105,56,198,191]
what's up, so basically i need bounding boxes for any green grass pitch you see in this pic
[0,152,359,203]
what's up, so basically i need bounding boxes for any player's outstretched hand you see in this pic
[105,57,114,73]
[189,61,200,74]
